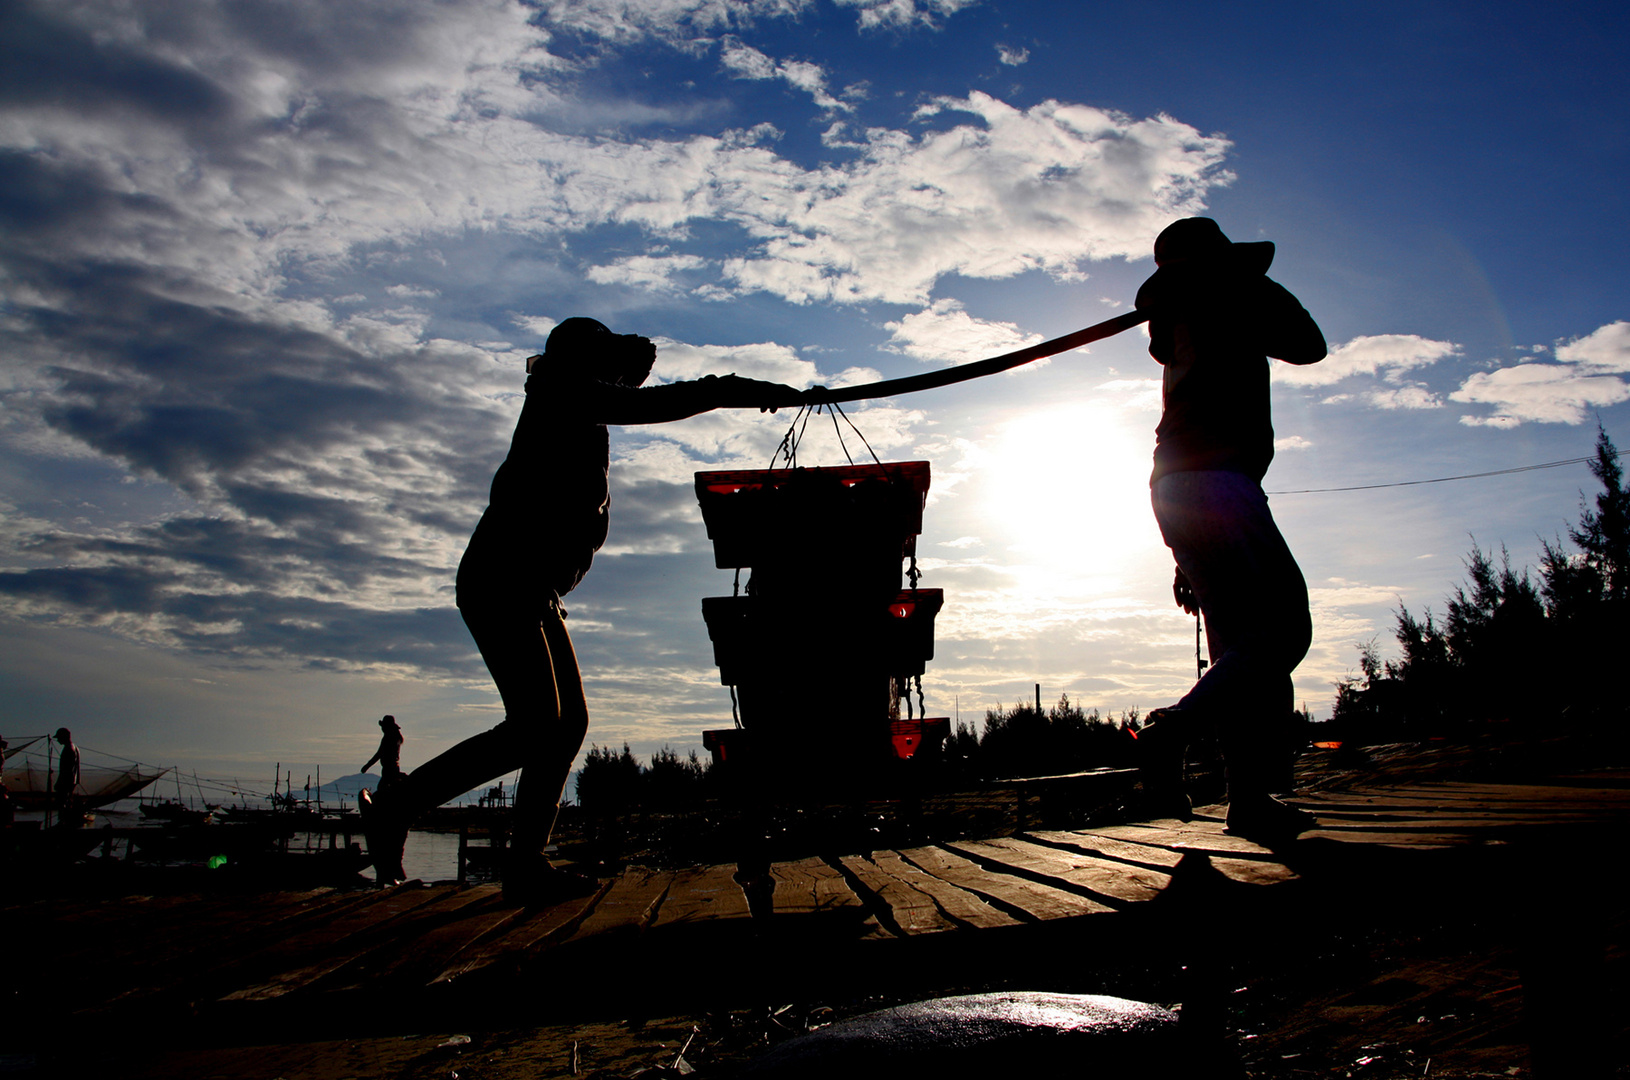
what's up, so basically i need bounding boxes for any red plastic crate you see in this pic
[701,589,945,684]
[695,461,931,570]
[890,717,950,759]
[702,728,743,765]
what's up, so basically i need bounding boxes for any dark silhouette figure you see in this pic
[361,715,403,791]
[1133,217,1326,843]
[0,737,13,832]
[361,317,801,897]
[53,727,79,825]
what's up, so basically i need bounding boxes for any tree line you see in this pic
[572,694,1147,814]
[1330,425,1627,741]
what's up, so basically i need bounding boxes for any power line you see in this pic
[1269,450,1620,495]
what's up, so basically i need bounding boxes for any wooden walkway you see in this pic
[17,773,1630,1038]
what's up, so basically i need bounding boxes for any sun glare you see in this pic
[977,404,1161,578]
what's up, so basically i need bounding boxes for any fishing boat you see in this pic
[139,800,214,825]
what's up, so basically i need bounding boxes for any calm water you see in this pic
[49,804,472,883]
[366,828,465,884]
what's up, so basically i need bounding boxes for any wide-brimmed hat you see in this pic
[545,317,615,355]
[1153,217,1274,274]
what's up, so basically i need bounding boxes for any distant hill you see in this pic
[308,771,547,807]
[317,772,375,799]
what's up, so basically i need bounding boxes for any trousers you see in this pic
[390,599,588,852]
[1151,470,1310,782]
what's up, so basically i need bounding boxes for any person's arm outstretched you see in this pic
[575,372,805,425]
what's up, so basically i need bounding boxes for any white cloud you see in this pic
[1451,361,1630,426]
[586,254,709,291]
[539,0,975,39]
[996,44,1029,66]
[1365,385,1443,410]
[827,365,885,387]
[1555,320,1630,372]
[1092,377,1162,413]
[723,94,1231,305]
[720,38,851,112]
[1275,334,1459,387]
[511,314,560,339]
[650,338,820,387]
[833,0,979,30]
[1275,435,1314,451]
[1447,320,1630,426]
[7,5,1224,315]
[536,0,812,42]
[883,299,1045,366]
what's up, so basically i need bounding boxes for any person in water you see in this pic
[1133,217,1327,843]
[362,318,802,898]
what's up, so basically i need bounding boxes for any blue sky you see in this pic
[1,0,1626,787]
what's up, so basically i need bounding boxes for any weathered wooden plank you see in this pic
[1299,829,1458,849]
[838,853,957,935]
[1028,830,1187,870]
[899,845,1108,923]
[764,856,888,939]
[870,850,1020,931]
[85,887,374,974]
[218,886,457,1001]
[1082,824,1212,847]
[1027,831,1299,888]
[945,837,1167,906]
[46,888,401,1017]
[320,885,519,991]
[769,856,865,918]
[568,867,677,940]
[1294,788,1616,820]
[650,863,751,929]
[1092,818,1306,859]
[430,888,604,985]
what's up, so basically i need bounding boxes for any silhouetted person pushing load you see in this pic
[361,318,802,897]
[361,715,403,791]
[1133,217,1326,843]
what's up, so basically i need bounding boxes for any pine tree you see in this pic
[1568,423,1630,605]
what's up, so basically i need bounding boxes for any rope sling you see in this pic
[738,308,1151,729]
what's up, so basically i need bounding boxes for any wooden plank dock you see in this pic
[13,768,1629,1051]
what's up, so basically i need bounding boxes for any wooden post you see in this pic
[1035,683,1042,715]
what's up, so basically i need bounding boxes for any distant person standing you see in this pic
[1133,217,1327,843]
[54,727,80,824]
[360,318,801,897]
[0,736,13,831]
[361,715,404,791]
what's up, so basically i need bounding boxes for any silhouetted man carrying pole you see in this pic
[361,715,403,792]
[1134,218,1326,843]
[361,318,801,897]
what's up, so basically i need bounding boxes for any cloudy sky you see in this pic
[2,0,1626,787]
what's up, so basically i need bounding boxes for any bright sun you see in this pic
[977,403,1162,579]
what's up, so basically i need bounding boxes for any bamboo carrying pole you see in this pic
[808,309,1149,405]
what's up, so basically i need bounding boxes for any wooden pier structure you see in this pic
[14,760,1630,1070]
